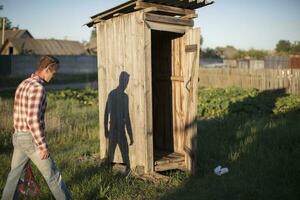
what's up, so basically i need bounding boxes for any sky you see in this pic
[1,0,300,50]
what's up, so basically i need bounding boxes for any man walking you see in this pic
[1,55,72,200]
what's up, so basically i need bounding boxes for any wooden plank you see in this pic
[181,13,198,19]
[183,28,200,174]
[172,35,185,154]
[155,156,185,165]
[154,151,185,165]
[185,44,198,52]
[145,13,194,26]
[136,1,195,16]
[112,13,124,17]
[135,11,147,170]
[145,21,188,33]
[171,76,184,82]
[97,23,108,160]
[143,7,158,13]
[144,14,154,173]
[155,161,185,171]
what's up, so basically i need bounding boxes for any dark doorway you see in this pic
[9,47,13,55]
[151,30,184,169]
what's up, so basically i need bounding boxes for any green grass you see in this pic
[1,87,300,199]
[0,89,173,200]
[162,88,300,200]
[0,73,98,88]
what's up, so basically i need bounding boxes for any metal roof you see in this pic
[4,38,87,55]
[0,29,33,40]
[87,0,213,26]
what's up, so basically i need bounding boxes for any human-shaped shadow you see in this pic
[104,71,133,171]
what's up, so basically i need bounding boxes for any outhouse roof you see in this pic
[87,0,213,27]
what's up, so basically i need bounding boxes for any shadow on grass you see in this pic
[161,89,300,200]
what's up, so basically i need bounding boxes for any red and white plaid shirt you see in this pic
[13,74,48,151]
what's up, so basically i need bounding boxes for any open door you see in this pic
[151,28,200,173]
[172,28,200,173]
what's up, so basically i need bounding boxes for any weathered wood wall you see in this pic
[96,10,150,171]
[198,68,300,94]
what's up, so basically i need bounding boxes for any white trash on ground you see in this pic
[214,165,229,176]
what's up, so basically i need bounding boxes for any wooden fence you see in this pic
[198,68,300,94]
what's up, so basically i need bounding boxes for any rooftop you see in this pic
[87,0,213,26]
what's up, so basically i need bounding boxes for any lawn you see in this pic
[0,73,98,89]
[0,87,299,200]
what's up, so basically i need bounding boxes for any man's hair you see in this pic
[36,55,59,72]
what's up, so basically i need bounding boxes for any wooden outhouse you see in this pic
[87,0,213,174]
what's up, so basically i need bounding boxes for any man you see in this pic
[1,55,72,200]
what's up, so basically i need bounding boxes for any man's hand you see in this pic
[129,139,134,146]
[40,149,50,160]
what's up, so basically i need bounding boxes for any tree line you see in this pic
[201,40,300,59]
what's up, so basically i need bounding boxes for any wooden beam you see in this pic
[181,13,198,19]
[143,7,158,13]
[136,1,195,16]
[154,161,185,171]
[145,13,194,27]
[145,21,188,33]
[85,17,104,27]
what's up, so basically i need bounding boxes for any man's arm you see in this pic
[27,85,48,158]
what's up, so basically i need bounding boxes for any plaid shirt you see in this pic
[13,74,48,151]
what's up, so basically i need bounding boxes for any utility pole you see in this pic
[0,5,5,46]
[1,18,5,45]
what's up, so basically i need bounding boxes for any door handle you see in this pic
[185,77,191,92]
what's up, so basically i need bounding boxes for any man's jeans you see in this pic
[1,132,72,200]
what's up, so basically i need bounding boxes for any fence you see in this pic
[198,68,300,94]
[0,55,97,76]
[264,56,289,69]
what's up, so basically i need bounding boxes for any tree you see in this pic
[247,49,268,59]
[201,48,220,58]
[276,40,291,53]
[0,17,12,29]
[290,41,300,54]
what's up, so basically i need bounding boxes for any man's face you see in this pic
[43,66,57,82]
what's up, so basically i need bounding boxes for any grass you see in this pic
[1,87,300,199]
[161,111,300,200]
[0,89,174,200]
[162,88,300,200]
[0,73,98,88]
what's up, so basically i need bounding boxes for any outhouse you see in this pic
[87,0,213,174]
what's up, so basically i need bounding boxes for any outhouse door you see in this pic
[152,27,200,173]
[172,28,200,172]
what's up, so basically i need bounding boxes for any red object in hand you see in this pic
[18,163,40,197]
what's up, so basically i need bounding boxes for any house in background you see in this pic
[0,38,88,55]
[0,28,33,40]
[0,28,33,47]
[0,37,96,76]
[0,27,98,76]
